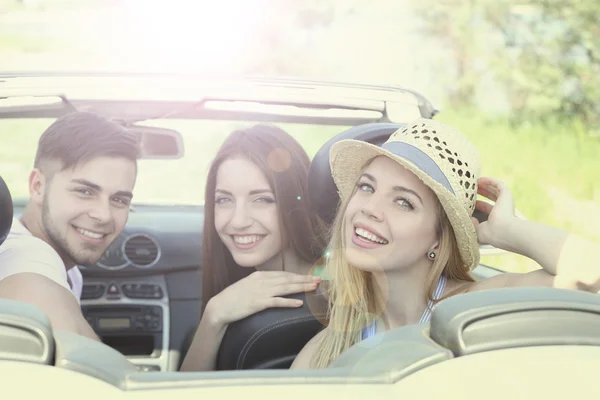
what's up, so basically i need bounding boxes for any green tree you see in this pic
[414,0,600,128]
[243,0,362,76]
[411,0,485,107]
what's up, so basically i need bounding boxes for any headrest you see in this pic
[430,287,600,356]
[0,176,13,246]
[0,299,55,365]
[308,123,403,225]
[216,291,327,370]
[54,330,138,387]
[307,122,489,226]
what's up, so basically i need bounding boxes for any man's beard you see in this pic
[41,196,105,266]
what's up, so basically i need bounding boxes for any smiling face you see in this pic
[213,157,283,268]
[343,156,441,272]
[36,156,137,267]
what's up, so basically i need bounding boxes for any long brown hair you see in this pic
[311,168,474,369]
[201,124,328,312]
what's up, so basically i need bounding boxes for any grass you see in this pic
[436,109,600,225]
[1,111,598,274]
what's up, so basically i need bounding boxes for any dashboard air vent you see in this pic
[123,234,160,268]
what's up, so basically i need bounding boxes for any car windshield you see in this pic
[1,118,350,205]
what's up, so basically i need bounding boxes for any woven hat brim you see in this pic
[330,139,480,271]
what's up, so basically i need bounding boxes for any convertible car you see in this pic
[1,72,599,399]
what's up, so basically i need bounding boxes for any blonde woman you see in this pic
[292,118,600,369]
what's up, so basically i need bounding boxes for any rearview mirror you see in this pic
[127,125,184,159]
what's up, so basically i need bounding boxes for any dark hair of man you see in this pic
[34,111,140,174]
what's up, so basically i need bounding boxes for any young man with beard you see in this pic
[0,112,139,340]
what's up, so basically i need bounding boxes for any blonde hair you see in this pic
[311,172,474,369]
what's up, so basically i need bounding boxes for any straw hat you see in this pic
[330,118,481,271]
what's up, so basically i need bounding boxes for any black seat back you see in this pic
[0,176,13,246]
[216,291,327,370]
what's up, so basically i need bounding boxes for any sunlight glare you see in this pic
[117,0,266,72]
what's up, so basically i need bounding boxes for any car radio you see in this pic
[80,276,170,371]
[82,304,164,358]
[82,304,163,334]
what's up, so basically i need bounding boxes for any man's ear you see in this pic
[28,169,46,206]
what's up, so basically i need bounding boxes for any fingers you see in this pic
[477,178,516,213]
[251,271,295,279]
[479,176,504,189]
[475,200,494,215]
[477,177,507,198]
[252,270,321,283]
[477,186,496,201]
[477,182,499,202]
[270,282,319,297]
[271,273,322,287]
[264,297,304,308]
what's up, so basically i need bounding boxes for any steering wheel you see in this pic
[0,176,13,246]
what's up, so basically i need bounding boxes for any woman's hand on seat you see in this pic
[205,271,321,327]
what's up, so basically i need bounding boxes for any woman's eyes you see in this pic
[215,196,275,205]
[356,181,374,193]
[395,197,414,210]
[253,196,275,204]
[356,181,415,210]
